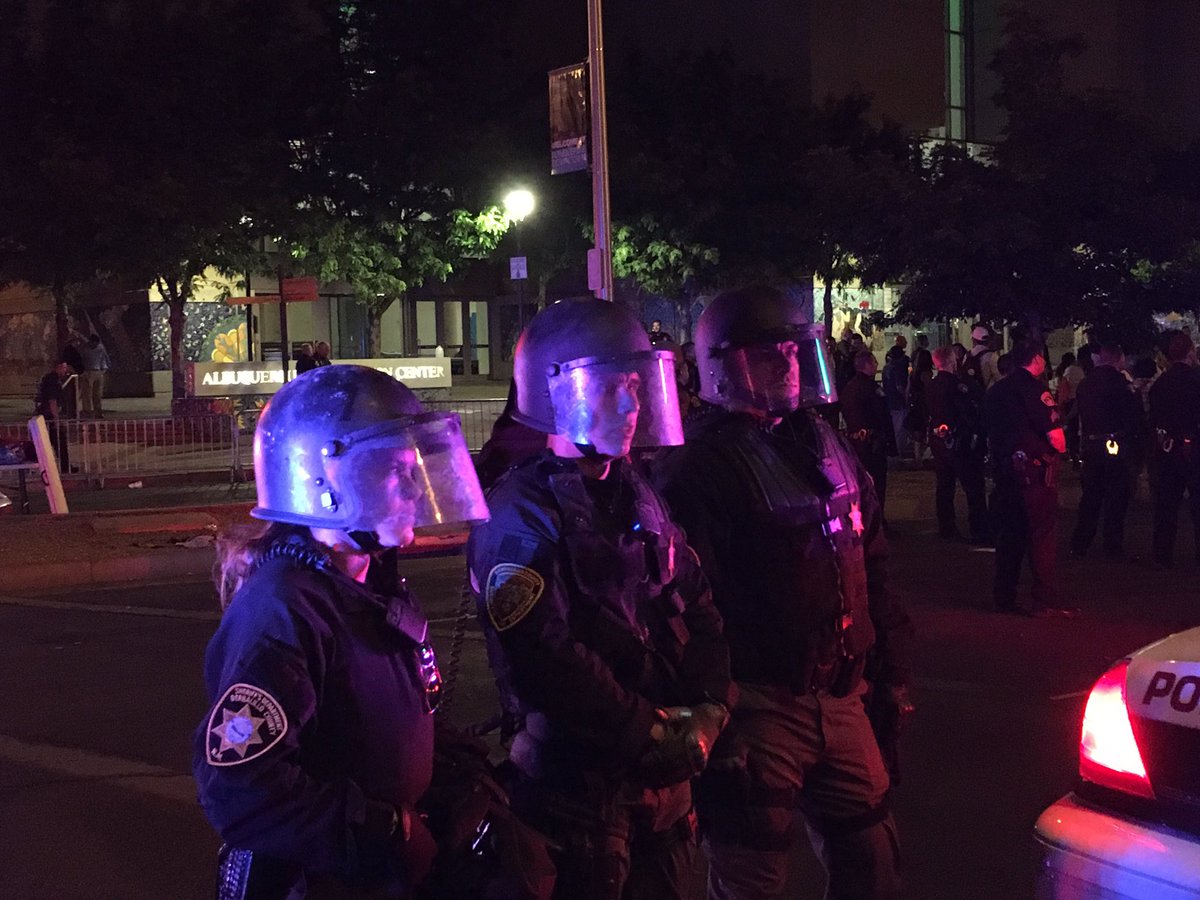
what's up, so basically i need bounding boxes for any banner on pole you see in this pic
[549,63,589,175]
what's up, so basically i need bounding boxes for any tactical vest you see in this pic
[477,456,696,774]
[688,413,875,695]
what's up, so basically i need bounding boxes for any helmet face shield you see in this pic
[548,350,684,454]
[328,412,489,536]
[715,325,837,413]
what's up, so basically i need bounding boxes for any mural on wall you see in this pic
[150,301,247,370]
[0,300,151,378]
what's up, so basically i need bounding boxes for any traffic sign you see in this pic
[510,256,528,280]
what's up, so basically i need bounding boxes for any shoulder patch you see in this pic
[206,683,288,767]
[1040,391,1056,407]
[485,564,545,631]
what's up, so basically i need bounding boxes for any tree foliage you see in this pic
[896,9,1200,335]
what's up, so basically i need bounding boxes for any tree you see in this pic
[288,205,510,357]
[0,0,338,396]
[896,9,1200,336]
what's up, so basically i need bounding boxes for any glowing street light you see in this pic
[504,189,536,223]
[503,189,536,334]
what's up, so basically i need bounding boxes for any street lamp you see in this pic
[503,189,536,335]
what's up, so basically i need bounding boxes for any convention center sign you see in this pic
[186,359,452,397]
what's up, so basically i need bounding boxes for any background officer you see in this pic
[1147,330,1200,568]
[466,297,735,900]
[840,349,896,519]
[655,285,913,900]
[1069,340,1142,560]
[194,365,489,899]
[985,339,1075,618]
[927,345,989,542]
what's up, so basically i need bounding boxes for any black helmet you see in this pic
[512,298,684,448]
[252,365,488,536]
[696,285,836,412]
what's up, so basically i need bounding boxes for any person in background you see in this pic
[906,345,933,463]
[294,342,317,375]
[194,365,490,899]
[1069,341,1142,561]
[78,334,111,419]
[985,339,1075,618]
[313,341,333,366]
[1147,331,1200,569]
[962,325,1000,388]
[882,335,910,459]
[841,348,896,518]
[1054,352,1086,466]
[33,359,74,473]
[928,346,989,543]
[648,319,674,346]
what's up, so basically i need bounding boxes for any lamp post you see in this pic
[504,189,536,337]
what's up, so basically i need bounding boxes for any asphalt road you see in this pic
[2,468,1198,899]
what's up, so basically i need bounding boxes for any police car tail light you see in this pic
[1079,660,1154,799]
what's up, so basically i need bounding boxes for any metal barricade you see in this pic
[68,416,240,482]
[423,398,507,452]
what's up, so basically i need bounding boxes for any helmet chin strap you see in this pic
[346,530,385,553]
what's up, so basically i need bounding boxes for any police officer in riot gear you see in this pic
[466,297,735,900]
[985,339,1076,617]
[194,365,490,899]
[1069,340,1143,560]
[1148,331,1200,568]
[654,286,913,900]
[927,345,989,542]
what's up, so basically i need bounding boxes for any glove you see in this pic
[639,702,729,787]
[395,806,438,889]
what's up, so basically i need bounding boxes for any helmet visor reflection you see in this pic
[333,412,489,535]
[548,350,684,449]
[723,327,837,411]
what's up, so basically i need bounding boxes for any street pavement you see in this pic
[0,465,1197,898]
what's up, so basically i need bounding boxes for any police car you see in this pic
[1035,627,1200,898]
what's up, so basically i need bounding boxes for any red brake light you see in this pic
[1079,660,1154,798]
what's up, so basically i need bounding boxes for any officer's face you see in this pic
[363,446,422,547]
[739,340,801,413]
[585,370,641,457]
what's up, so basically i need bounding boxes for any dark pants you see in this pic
[1071,444,1134,557]
[931,442,988,540]
[44,416,70,473]
[698,682,899,900]
[851,445,888,519]
[1150,446,1200,566]
[993,465,1060,612]
[512,773,694,900]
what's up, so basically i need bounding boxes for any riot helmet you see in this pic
[512,297,684,452]
[251,365,488,543]
[696,285,836,413]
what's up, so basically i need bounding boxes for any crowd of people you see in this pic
[833,321,1200,617]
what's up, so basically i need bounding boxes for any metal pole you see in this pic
[587,0,614,301]
[517,225,526,332]
[276,266,290,383]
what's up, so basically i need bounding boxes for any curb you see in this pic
[0,547,216,593]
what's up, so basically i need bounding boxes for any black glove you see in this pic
[639,703,729,787]
[395,806,438,889]
[868,683,915,786]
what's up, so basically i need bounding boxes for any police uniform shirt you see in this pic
[840,372,890,437]
[467,452,733,775]
[985,368,1058,459]
[1075,365,1141,439]
[927,371,964,432]
[34,372,64,416]
[193,553,436,884]
[1149,363,1200,439]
